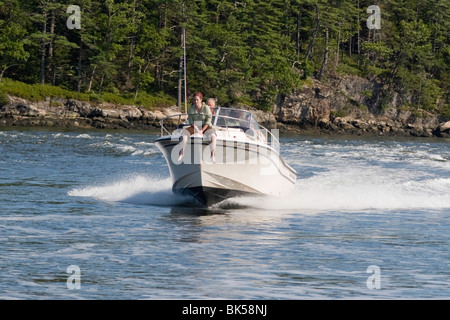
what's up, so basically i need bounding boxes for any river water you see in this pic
[0,128,449,299]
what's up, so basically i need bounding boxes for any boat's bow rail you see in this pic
[159,113,189,136]
[158,107,281,153]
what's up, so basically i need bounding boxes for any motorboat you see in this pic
[154,107,297,207]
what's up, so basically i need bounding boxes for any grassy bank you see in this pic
[0,78,176,110]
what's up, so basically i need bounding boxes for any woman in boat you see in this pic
[178,92,216,163]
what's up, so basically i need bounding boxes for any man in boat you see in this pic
[207,98,217,115]
[178,92,217,163]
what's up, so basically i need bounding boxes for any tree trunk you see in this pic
[127,35,136,88]
[432,27,437,54]
[77,41,83,92]
[348,36,352,57]
[335,29,340,72]
[49,6,56,85]
[305,4,319,61]
[134,61,150,101]
[357,0,361,60]
[177,22,186,109]
[40,12,48,85]
[155,62,161,89]
[134,63,141,101]
[296,4,302,60]
[134,78,140,101]
[318,27,329,81]
[126,0,137,89]
[98,74,104,94]
[177,57,183,109]
[156,3,168,90]
[0,67,7,83]
[388,52,404,81]
[87,65,97,92]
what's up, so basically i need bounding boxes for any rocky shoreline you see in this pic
[275,76,450,138]
[0,96,167,131]
[1,76,450,138]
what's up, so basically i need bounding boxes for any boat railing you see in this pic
[159,112,281,153]
[259,125,281,154]
[213,114,281,153]
[159,113,188,136]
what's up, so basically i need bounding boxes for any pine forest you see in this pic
[0,0,449,115]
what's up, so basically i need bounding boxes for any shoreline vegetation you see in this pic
[1,77,449,138]
[0,1,449,137]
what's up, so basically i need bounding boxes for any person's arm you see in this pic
[202,106,213,133]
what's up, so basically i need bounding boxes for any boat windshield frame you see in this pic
[210,107,259,131]
[158,107,281,153]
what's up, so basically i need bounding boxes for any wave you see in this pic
[225,169,450,212]
[68,168,450,212]
[68,174,192,207]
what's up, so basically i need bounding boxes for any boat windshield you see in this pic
[212,107,260,131]
[158,107,277,150]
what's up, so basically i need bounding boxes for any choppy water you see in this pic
[1,128,449,299]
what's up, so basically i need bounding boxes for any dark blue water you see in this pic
[1,129,449,299]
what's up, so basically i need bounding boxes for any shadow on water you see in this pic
[109,175,260,215]
[167,196,257,216]
[169,206,225,216]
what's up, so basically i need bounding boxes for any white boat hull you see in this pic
[155,135,297,207]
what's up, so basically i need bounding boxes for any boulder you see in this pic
[276,85,331,127]
[434,121,450,137]
[274,76,443,137]
[439,121,450,133]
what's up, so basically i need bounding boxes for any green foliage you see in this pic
[361,90,373,99]
[0,78,175,109]
[0,90,9,107]
[0,0,30,82]
[134,92,176,110]
[440,105,450,120]
[331,109,348,118]
[337,63,363,77]
[0,78,86,101]
[0,0,448,115]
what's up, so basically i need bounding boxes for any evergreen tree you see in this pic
[0,0,30,82]
[0,0,448,113]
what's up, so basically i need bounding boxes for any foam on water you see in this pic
[68,175,193,206]
[67,134,450,212]
[68,167,450,212]
[3,130,450,299]
[224,168,450,212]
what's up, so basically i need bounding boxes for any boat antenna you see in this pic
[183,27,187,115]
[182,2,187,115]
